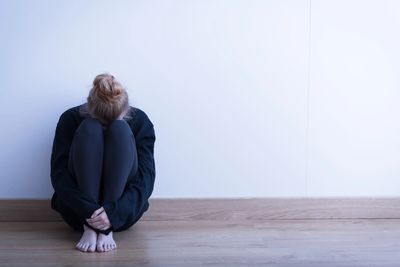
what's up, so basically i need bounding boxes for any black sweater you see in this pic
[50,103,156,231]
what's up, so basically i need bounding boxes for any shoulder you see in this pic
[130,107,154,127]
[128,106,156,138]
[57,104,85,126]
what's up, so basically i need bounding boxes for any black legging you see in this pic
[68,117,138,233]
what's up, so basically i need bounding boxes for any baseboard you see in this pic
[1,198,400,222]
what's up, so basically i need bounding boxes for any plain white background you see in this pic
[0,0,399,198]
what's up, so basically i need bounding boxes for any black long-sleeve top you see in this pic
[50,103,156,232]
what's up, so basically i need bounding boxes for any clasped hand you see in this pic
[86,206,112,231]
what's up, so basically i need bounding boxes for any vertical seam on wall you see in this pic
[305,0,312,197]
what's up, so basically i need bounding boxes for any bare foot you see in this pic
[75,225,97,252]
[96,231,117,252]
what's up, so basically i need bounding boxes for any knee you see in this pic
[106,119,132,138]
[76,118,103,138]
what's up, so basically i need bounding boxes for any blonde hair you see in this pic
[80,73,133,124]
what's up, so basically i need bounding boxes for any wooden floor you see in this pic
[2,219,400,266]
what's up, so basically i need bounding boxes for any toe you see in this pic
[97,244,103,252]
[88,244,96,252]
[78,244,86,251]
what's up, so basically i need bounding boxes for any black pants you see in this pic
[57,117,139,233]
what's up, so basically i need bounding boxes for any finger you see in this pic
[100,224,111,230]
[90,209,100,219]
[89,219,104,226]
[91,207,104,219]
[87,215,104,223]
[90,223,103,230]
[89,222,102,230]
[91,221,106,229]
[87,221,96,229]
[86,218,98,224]
[91,210,105,221]
[95,224,107,230]
[90,222,103,229]
[93,208,105,219]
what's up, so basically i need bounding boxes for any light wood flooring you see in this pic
[2,218,400,266]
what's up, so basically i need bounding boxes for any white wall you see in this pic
[0,0,399,198]
[308,0,400,196]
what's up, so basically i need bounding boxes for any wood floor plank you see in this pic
[1,220,400,266]
[2,198,400,222]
